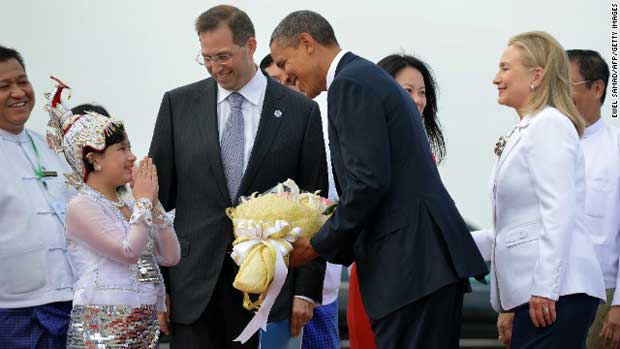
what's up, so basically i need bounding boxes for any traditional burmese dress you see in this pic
[65,186,180,348]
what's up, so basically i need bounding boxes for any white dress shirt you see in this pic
[321,49,350,305]
[472,107,605,312]
[0,128,74,308]
[318,101,342,305]
[217,69,267,172]
[326,50,349,91]
[582,118,620,304]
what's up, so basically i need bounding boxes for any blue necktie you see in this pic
[220,92,245,202]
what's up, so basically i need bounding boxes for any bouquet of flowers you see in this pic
[226,179,334,343]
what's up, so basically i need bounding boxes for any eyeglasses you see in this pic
[571,80,591,86]
[195,52,234,66]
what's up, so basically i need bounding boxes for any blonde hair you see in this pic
[508,31,585,137]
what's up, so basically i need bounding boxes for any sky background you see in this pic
[2,0,615,228]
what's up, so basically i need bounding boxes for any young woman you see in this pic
[44,80,180,348]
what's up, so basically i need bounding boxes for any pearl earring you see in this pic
[95,164,102,171]
[530,84,535,91]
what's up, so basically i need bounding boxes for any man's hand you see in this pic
[601,306,620,349]
[290,298,315,338]
[497,312,514,347]
[289,237,319,267]
[157,293,171,335]
[529,296,556,328]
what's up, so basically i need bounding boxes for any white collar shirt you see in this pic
[217,69,267,173]
[326,50,349,91]
[581,118,620,303]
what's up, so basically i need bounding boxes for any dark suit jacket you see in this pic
[311,53,488,320]
[149,71,327,324]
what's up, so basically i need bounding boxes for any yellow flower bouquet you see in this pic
[227,179,334,343]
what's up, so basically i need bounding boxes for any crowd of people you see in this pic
[0,4,618,349]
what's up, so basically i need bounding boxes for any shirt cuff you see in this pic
[293,295,318,306]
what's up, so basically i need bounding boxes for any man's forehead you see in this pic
[0,59,27,81]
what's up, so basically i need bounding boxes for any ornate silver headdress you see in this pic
[45,76,124,188]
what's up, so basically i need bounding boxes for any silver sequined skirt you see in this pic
[66,304,159,348]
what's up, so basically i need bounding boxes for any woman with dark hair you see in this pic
[45,80,181,348]
[377,54,446,163]
[345,54,448,349]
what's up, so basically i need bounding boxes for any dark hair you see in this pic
[71,103,110,117]
[0,45,25,70]
[83,123,126,176]
[566,49,610,104]
[377,54,446,163]
[260,54,274,70]
[195,5,255,46]
[270,10,339,47]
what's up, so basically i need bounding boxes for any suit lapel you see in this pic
[491,117,533,208]
[195,78,231,205]
[236,78,285,199]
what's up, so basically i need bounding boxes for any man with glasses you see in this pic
[149,5,327,349]
[566,49,620,349]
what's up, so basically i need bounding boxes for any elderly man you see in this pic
[0,45,74,348]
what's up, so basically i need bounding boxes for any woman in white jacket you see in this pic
[472,31,605,349]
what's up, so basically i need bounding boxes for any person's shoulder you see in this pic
[532,106,575,130]
[24,128,44,141]
[603,121,620,149]
[267,79,318,110]
[337,55,376,79]
[68,192,97,211]
[166,77,214,98]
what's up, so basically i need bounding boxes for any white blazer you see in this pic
[472,106,605,312]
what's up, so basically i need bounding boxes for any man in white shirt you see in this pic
[260,53,342,349]
[0,46,74,348]
[566,49,620,349]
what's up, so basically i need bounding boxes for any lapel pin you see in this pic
[274,110,283,118]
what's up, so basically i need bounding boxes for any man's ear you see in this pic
[299,33,316,55]
[592,80,605,101]
[246,37,257,57]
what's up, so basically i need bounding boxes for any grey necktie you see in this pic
[220,92,245,202]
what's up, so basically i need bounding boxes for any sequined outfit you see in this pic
[65,186,180,348]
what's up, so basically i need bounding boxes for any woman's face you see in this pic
[493,45,535,111]
[395,66,427,115]
[93,133,136,186]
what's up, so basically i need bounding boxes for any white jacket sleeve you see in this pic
[471,229,494,262]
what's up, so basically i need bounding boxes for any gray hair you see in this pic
[270,10,339,47]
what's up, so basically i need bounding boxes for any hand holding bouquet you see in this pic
[226,179,334,342]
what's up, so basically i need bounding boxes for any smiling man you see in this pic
[0,46,75,348]
[270,11,488,348]
[149,5,327,349]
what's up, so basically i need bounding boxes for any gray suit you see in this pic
[149,71,327,348]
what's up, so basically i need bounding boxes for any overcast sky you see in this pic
[2,0,615,228]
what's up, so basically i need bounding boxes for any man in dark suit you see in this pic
[270,10,489,348]
[149,6,327,348]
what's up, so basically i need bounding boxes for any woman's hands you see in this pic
[132,157,158,204]
[529,296,557,328]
